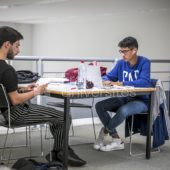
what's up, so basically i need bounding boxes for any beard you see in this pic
[6,48,14,60]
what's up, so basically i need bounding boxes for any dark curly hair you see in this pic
[0,26,23,48]
[118,36,138,49]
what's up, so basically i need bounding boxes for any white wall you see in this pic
[0,22,33,56]
[1,3,170,77]
[0,22,34,70]
[1,3,170,60]
[32,8,170,60]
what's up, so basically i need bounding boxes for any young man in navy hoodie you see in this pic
[94,36,151,152]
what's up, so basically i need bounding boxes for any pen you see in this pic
[71,87,76,90]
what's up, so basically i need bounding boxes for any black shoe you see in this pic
[57,147,86,167]
[68,146,86,163]
[45,150,62,163]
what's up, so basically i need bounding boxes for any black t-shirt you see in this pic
[0,60,18,93]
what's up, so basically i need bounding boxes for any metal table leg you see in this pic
[63,97,70,170]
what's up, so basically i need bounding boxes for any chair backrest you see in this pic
[150,79,157,88]
[0,84,9,109]
[0,84,11,126]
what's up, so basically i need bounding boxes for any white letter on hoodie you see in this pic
[123,71,128,82]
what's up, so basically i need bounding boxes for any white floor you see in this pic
[0,123,170,170]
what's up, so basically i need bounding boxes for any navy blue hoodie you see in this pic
[103,56,151,87]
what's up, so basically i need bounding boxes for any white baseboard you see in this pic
[0,117,101,134]
[72,117,101,126]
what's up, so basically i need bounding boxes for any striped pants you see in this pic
[9,103,71,151]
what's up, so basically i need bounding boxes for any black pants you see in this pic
[8,103,71,151]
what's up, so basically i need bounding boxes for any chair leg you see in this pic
[7,129,16,165]
[129,115,134,156]
[0,126,45,162]
[90,108,96,140]
[45,123,48,139]
[70,121,75,137]
[49,129,52,162]
[1,127,31,162]
[28,126,32,157]
[129,115,161,157]
[69,106,74,137]
[26,126,29,146]
[40,125,44,156]
[1,128,9,161]
[44,123,52,161]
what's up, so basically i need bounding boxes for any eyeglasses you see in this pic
[119,49,132,55]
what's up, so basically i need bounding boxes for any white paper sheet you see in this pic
[37,77,69,85]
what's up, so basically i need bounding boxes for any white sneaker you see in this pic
[93,127,108,150]
[100,138,124,152]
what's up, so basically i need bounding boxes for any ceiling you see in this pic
[0,0,169,24]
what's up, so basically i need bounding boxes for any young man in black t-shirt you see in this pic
[0,26,86,167]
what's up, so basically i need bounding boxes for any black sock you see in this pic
[104,128,109,134]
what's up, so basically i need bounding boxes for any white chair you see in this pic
[0,84,44,163]
[125,79,167,157]
[127,113,160,157]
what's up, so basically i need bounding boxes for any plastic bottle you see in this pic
[77,61,87,89]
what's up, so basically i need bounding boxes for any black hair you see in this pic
[118,36,138,49]
[0,26,23,48]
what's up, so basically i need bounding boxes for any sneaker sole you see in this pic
[100,145,124,152]
[93,145,102,150]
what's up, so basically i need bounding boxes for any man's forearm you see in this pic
[9,90,36,106]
